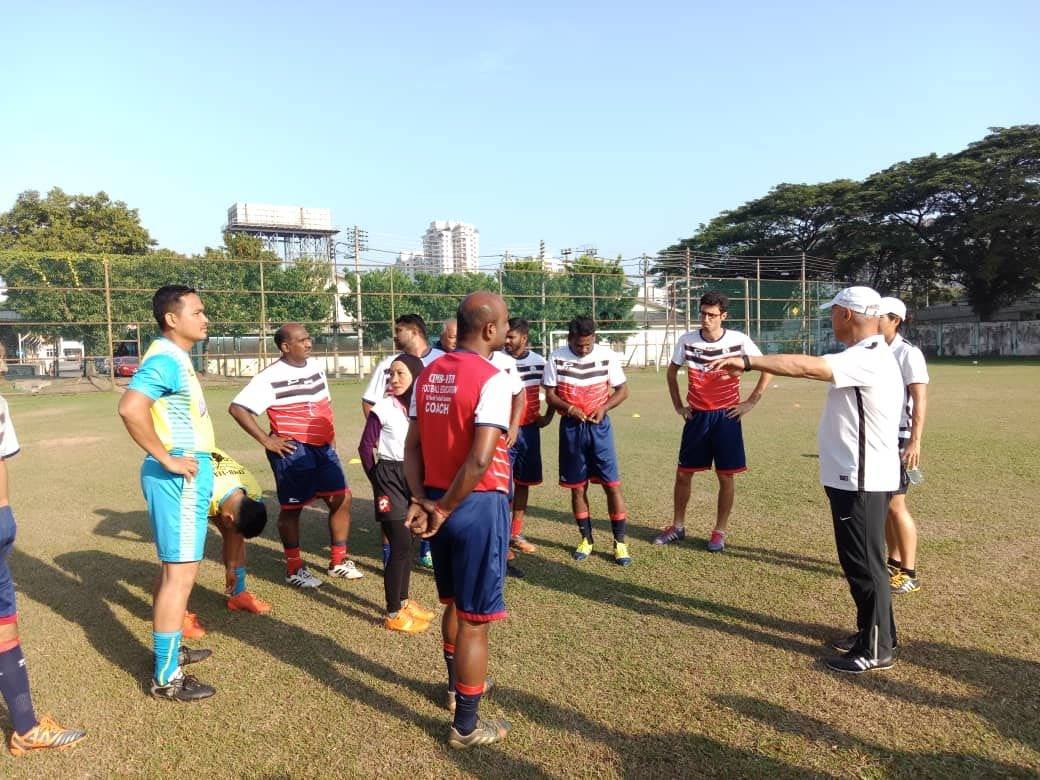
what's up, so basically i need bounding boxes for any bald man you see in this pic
[230,323,361,590]
[436,319,458,353]
[405,292,513,749]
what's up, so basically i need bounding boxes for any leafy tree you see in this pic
[655,180,859,274]
[0,188,154,254]
[858,126,1040,319]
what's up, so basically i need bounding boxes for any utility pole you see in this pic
[538,239,545,263]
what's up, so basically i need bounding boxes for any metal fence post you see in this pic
[755,257,762,340]
[258,257,268,368]
[103,257,116,387]
[743,277,750,334]
[800,252,808,353]
[684,248,691,332]
[330,252,340,378]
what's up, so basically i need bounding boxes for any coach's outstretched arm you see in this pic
[405,424,502,539]
[710,354,833,383]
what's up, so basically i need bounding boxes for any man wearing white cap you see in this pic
[878,297,929,595]
[709,286,904,673]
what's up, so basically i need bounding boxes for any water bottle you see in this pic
[905,467,924,485]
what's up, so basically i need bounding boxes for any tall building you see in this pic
[394,250,426,277]
[421,221,480,274]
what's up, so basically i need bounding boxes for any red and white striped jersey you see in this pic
[671,329,762,411]
[513,350,547,426]
[543,344,626,417]
[409,350,513,494]
[232,358,336,446]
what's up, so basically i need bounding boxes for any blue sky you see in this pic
[2,1,1037,269]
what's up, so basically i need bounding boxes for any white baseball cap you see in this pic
[879,296,907,320]
[820,286,882,315]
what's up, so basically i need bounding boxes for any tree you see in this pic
[0,188,154,254]
[655,180,859,276]
[860,126,1040,319]
[564,255,637,331]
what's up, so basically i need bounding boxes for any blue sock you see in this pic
[0,641,38,735]
[419,539,431,558]
[382,543,391,568]
[232,566,247,596]
[153,630,181,685]
[453,688,482,735]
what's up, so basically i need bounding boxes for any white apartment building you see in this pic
[394,250,426,277]
[421,221,480,274]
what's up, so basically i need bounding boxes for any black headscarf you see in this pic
[390,352,425,411]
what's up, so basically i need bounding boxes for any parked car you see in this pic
[114,356,139,377]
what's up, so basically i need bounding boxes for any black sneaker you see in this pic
[825,654,894,674]
[830,633,898,653]
[178,646,212,666]
[150,672,216,702]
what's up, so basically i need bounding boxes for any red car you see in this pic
[114,356,139,377]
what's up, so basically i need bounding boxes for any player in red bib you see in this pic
[655,292,771,552]
[543,316,632,566]
[405,292,513,750]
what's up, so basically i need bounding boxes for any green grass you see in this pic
[2,365,1039,777]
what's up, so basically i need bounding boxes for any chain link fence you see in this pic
[0,250,842,392]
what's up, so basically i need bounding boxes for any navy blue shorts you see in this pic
[678,409,747,474]
[510,423,543,486]
[0,506,17,624]
[267,441,349,510]
[558,415,621,488]
[426,488,510,622]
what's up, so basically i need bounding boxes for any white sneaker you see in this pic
[286,565,322,588]
[328,559,363,580]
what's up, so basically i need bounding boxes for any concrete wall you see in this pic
[908,320,1040,357]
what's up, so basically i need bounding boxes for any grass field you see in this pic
[2,364,1039,778]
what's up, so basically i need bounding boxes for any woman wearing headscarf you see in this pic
[358,353,436,632]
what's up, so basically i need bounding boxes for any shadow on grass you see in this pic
[526,503,843,576]
[714,694,1038,777]
[9,547,551,776]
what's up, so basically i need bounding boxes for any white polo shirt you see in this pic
[818,335,903,492]
[362,346,444,405]
[889,334,929,439]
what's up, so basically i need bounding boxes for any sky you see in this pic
[2,0,1037,271]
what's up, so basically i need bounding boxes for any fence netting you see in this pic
[0,251,842,389]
